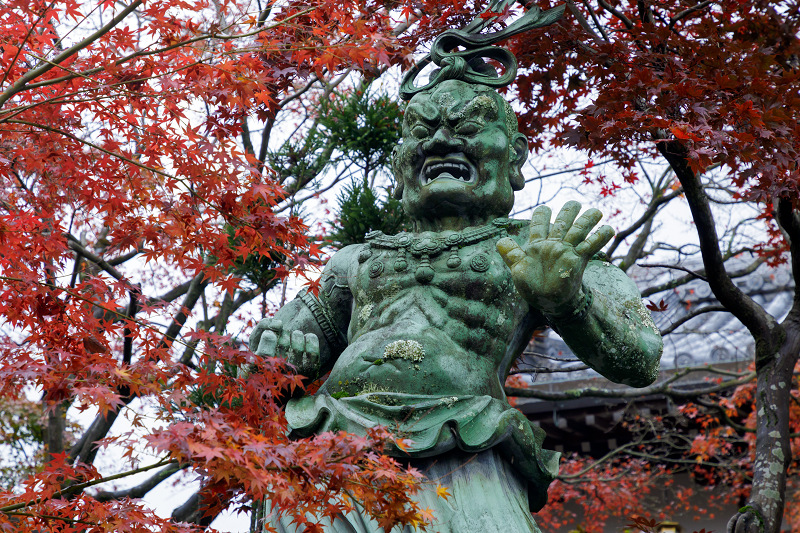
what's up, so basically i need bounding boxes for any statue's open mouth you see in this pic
[420,154,476,185]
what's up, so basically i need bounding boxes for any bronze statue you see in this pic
[250,5,662,531]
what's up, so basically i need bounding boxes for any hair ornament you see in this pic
[399,1,565,101]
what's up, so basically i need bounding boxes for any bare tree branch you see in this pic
[659,304,728,336]
[506,368,756,400]
[95,462,186,502]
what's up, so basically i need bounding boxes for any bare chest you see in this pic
[350,223,525,334]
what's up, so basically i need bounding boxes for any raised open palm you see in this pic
[497,201,614,316]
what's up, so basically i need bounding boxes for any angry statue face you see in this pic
[392,79,528,227]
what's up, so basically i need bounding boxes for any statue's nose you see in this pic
[422,127,462,154]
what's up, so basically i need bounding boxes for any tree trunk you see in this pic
[44,400,66,462]
[728,319,800,533]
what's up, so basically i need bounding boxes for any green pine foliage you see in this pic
[318,90,402,180]
[320,88,409,248]
[328,178,408,248]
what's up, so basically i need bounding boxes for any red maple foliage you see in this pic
[3,0,799,532]
[0,0,480,530]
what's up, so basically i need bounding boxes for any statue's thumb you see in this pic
[497,238,526,268]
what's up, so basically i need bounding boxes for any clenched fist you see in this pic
[248,318,320,378]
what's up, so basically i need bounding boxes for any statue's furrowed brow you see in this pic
[446,95,498,125]
[405,102,440,126]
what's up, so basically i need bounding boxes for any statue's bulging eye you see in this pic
[455,121,481,135]
[411,125,430,138]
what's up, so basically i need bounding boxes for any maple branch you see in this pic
[171,483,227,526]
[0,275,207,355]
[276,168,344,213]
[620,215,653,271]
[657,140,778,353]
[3,512,97,526]
[639,262,708,282]
[0,458,174,513]
[510,364,590,374]
[122,286,141,365]
[637,0,655,25]
[640,255,765,297]
[68,272,208,465]
[141,279,195,310]
[241,118,256,157]
[557,440,643,480]
[565,0,606,43]
[256,117,275,175]
[694,397,754,434]
[94,462,187,502]
[775,197,800,315]
[624,448,744,471]
[0,0,59,89]
[107,248,142,266]
[523,351,580,363]
[205,288,260,333]
[5,120,248,230]
[0,0,143,110]
[156,272,209,352]
[669,0,713,28]
[65,235,125,281]
[524,159,614,184]
[659,304,727,336]
[605,187,683,258]
[0,7,317,101]
[280,74,321,109]
[69,251,83,289]
[5,120,173,179]
[581,0,610,41]
[597,0,634,29]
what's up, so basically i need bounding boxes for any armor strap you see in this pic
[298,290,347,354]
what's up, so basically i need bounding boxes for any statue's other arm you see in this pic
[248,245,357,380]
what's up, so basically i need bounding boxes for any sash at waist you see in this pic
[286,393,560,512]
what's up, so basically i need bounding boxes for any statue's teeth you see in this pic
[421,160,473,184]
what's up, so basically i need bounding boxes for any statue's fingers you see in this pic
[277,327,291,349]
[304,333,320,372]
[256,330,278,357]
[575,225,615,257]
[549,201,581,239]
[564,208,603,246]
[304,333,319,358]
[497,238,527,268]
[528,205,551,241]
[249,321,268,352]
[267,319,283,332]
[290,330,305,354]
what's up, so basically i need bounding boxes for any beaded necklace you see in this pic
[358,218,518,283]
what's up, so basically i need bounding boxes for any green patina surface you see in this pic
[249,18,663,532]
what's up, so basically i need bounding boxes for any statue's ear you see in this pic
[391,145,404,199]
[509,133,528,191]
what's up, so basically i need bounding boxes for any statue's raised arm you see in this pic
[498,201,662,387]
